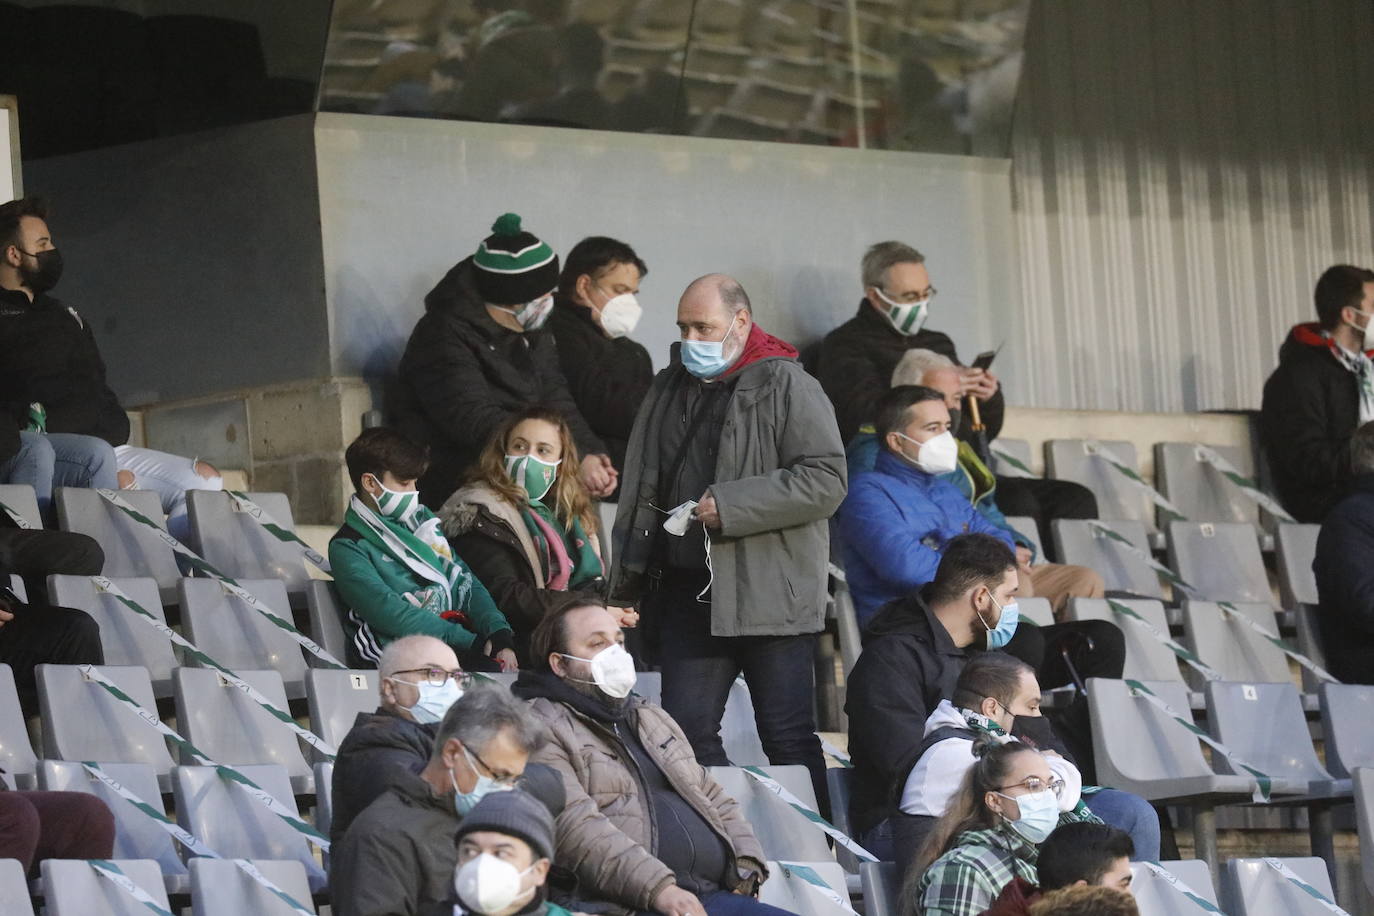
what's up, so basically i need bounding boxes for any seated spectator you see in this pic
[1027,885,1138,916]
[514,596,787,916]
[0,791,115,876]
[392,212,616,507]
[1262,264,1374,523]
[908,739,1079,916]
[985,821,1134,915]
[331,428,515,671]
[441,407,616,665]
[847,350,1105,615]
[332,684,546,916]
[330,635,470,843]
[547,236,652,484]
[0,197,223,543]
[1314,419,1374,683]
[442,789,576,916]
[0,416,117,523]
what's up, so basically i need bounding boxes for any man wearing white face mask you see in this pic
[445,790,574,916]
[516,597,785,916]
[548,237,654,486]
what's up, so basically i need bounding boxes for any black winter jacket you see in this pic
[1314,474,1374,684]
[392,258,606,507]
[1260,322,1361,523]
[547,299,653,479]
[816,300,1005,445]
[329,707,436,843]
[0,288,129,446]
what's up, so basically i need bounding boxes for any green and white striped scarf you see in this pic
[344,495,472,613]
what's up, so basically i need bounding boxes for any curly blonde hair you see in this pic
[470,406,596,532]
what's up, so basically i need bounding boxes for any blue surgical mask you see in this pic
[450,744,509,815]
[996,787,1059,843]
[388,675,463,726]
[680,320,737,379]
[978,590,1019,650]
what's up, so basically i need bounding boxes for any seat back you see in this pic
[37,664,174,776]
[722,678,767,766]
[1067,599,1182,682]
[1275,523,1320,607]
[1052,519,1163,598]
[1293,603,1330,694]
[305,580,349,664]
[0,483,41,529]
[173,668,312,781]
[1204,681,1328,783]
[1045,439,1154,527]
[833,583,862,676]
[859,861,900,916]
[1167,521,1270,604]
[38,760,186,876]
[1319,683,1374,779]
[306,668,379,748]
[56,488,180,594]
[1087,678,1214,794]
[1017,596,1055,627]
[0,664,37,789]
[314,761,334,840]
[1154,442,1259,528]
[187,490,310,596]
[179,577,307,697]
[42,859,170,915]
[990,438,1033,477]
[707,765,832,862]
[47,575,178,695]
[596,500,616,568]
[0,858,33,916]
[1003,515,1045,564]
[1181,601,1289,688]
[1131,860,1220,913]
[758,861,851,916]
[1222,857,1338,916]
[189,858,316,916]
[1354,769,1374,897]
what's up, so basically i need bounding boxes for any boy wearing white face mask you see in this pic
[548,237,654,486]
[445,790,572,916]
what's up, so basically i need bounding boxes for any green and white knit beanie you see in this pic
[473,212,560,306]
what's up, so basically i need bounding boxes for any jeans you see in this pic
[649,573,829,812]
[0,528,105,607]
[0,432,118,519]
[636,891,796,916]
[1083,788,1161,862]
[115,445,222,542]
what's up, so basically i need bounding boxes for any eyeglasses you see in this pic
[465,745,521,788]
[998,775,1064,798]
[880,285,937,305]
[392,667,472,688]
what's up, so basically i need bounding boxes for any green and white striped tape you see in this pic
[1262,857,1349,914]
[1081,440,1187,521]
[741,765,878,863]
[231,859,318,916]
[1105,599,1223,683]
[818,736,852,768]
[225,490,331,573]
[990,446,1038,479]
[88,860,175,916]
[1193,446,1296,523]
[1136,862,1226,914]
[776,862,859,916]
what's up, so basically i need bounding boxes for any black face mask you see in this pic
[18,248,63,293]
[947,407,963,434]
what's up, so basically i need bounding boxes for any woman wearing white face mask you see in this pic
[446,790,572,916]
[547,237,655,484]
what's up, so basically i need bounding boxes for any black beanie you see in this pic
[472,213,560,306]
[456,789,556,862]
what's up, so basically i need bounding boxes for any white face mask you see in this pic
[895,430,959,475]
[1347,308,1374,352]
[872,287,930,336]
[454,853,538,915]
[594,288,642,339]
[559,643,637,698]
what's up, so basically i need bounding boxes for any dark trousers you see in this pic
[994,476,1098,561]
[0,601,104,717]
[0,528,104,606]
[0,791,116,874]
[646,576,829,813]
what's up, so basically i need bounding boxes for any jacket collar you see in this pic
[391,767,458,815]
[874,447,936,485]
[512,669,637,724]
[855,297,907,339]
[953,822,1039,862]
[863,587,965,658]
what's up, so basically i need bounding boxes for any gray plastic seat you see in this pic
[1318,683,1374,778]
[189,858,316,916]
[37,664,175,789]
[1204,681,1341,795]
[306,668,379,748]
[1045,439,1160,542]
[0,483,41,529]
[47,575,178,697]
[859,862,899,916]
[1016,596,1054,628]
[1275,523,1320,608]
[6,575,24,602]
[0,664,37,789]
[1051,519,1163,598]
[315,760,334,842]
[707,765,832,862]
[38,760,188,890]
[173,764,327,892]
[1166,521,1271,604]
[187,490,311,602]
[1181,600,1290,690]
[173,667,314,792]
[1222,857,1339,916]
[180,577,307,699]
[826,767,863,872]
[833,582,862,676]
[305,580,349,666]
[1293,603,1330,694]
[597,500,616,568]
[0,858,33,916]
[1003,516,1045,564]
[723,678,768,766]
[1354,769,1374,897]
[42,859,171,916]
[56,487,180,602]
[990,438,1033,477]
[1130,860,1219,912]
[1154,442,1260,530]
[758,861,850,916]
[1067,598,1184,683]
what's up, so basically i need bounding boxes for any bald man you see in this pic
[608,274,847,807]
[330,635,466,841]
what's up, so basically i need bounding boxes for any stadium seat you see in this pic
[1003,516,1045,564]
[173,668,314,792]
[0,858,33,916]
[1045,439,1161,545]
[305,580,350,665]
[37,664,175,789]
[708,765,832,862]
[1014,596,1053,628]
[1166,521,1271,605]
[306,668,378,748]
[1293,603,1330,695]
[315,760,334,842]
[1275,523,1320,608]
[179,577,307,699]
[189,858,316,916]
[1180,600,1290,690]
[0,664,38,789]
[38,760,188,891]
[173,764,327,892]
[825,767,865,871]
[833,581,862,677]
[56,487,180,603]
[990,438,1033,477]
[47,575,178,697]
[597,500,616,569]
[186,490,312,603]
[1130,859,1220,912]
[1222,857,1339,916]
[1153,442,1260,531]
[759,860,851,916]
[1318,683,1374,779]
[41,859,171,916]
[0,483,41,529]
[1051,519,1163,599]
[1066,598,1184,684]
[723,678,768,766]
[859,861,899,916]
[1087,677,1266,868]
[6,575,25,602]
[1354,769,1374,897]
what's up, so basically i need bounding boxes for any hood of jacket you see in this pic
[665,322,799,381]
[862,585,953,643]
[1278,321,1373,365]
[342,707,436,753]
[922,698,970,737]
[424,256,485,315]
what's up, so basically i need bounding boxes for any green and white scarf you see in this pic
[344,494,472,614]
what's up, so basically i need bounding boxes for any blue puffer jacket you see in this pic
[836,448,1015,623]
